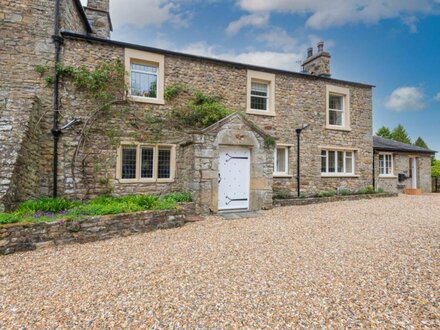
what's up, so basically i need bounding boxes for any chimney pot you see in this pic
[317,41,324,53]
[307,47,313,58]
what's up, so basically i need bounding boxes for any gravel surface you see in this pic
[1,194,439,329]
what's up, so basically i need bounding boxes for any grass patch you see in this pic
[0,193,192,225]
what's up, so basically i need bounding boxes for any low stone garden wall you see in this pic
[0,203,195,255]
[273,193,398,207]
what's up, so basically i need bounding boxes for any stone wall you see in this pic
[61,0,88,34]
[375,153,432,193]
[0,203,195,255]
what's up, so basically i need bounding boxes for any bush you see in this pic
[275,191,290,199]
[17,198,81,214]
[377,188,385,193]
[0,213,21,225]
[357,185,375,195]
[317,190,337,197]
[162,192,192,203]
[338,189,351,196]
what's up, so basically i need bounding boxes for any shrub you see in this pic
[357,185,375,195]
[162,192,192,203]
[17,198,81,214]
[377,188,385,193]
[338,189,351,196]
[317,190,337,197]
[0,213,21,225]
[275,191,290,199]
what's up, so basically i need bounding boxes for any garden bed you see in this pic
[273,192,397,207]
[0,203,195,255]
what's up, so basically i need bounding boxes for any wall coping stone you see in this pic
[273,193,398,207]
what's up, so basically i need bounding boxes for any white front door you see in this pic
[218,146,250,210]
[411,158,417,188]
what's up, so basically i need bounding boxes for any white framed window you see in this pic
[247,70,275,116]
[117,143,176,182]
[125,49,165,104]
[274,147,289,175]
[326,85,350,130]
[321,150,355,176]
[379,153,393,176]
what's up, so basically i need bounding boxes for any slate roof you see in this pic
[373,136,436,154]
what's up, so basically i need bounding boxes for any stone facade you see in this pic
[0,203,195,255]
[1,0,375,214]
[375,153,432,193]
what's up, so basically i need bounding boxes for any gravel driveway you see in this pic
[1,195,439,329]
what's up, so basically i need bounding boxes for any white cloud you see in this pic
[236,0,434,30]
[435,92,440,101]
[180,41,303,71]
[385,87,426,112]
[256,27,298,51]
[402,16,418,32]
[225,13,270,36]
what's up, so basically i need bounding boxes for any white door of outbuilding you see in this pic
[218,146,251,211]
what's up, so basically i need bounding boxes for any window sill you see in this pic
[128,95,165,105]
[321,174,359,178]
[246,110,276,117]
[325,125,351,132]
[273,174,293,178]
[379,175,397,178]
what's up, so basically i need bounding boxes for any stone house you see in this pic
[1,0,390,214]
[373,136,435,194]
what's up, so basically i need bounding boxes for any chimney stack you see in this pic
[301,41,331,77]
[84,0,113,39]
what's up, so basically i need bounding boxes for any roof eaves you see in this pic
[60,31,375,89]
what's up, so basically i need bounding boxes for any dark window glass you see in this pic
[158,148,171,179]
[141,148,154,178]
[122,147,137,179]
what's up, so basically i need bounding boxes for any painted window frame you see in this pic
[247,70,276,116]
[125,48,165,105]
[326,85,350,131]
[274,146,290,177]
[117,143,176,183]
[378,152,394,177]
[320,149,356,177]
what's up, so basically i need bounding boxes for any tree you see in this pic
[391,124,411,144]
[414,137,428,149]
[432,160,440,177]
[376,126,392,139]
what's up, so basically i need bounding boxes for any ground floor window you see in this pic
[321,150,354,175]
[118,144,176,181]
[274,146,289,175]
[379,153,393,176]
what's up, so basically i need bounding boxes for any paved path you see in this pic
[1,194,439,328]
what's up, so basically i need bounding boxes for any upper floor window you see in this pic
[130,62,158,98]
[379,153,393,176]
[321,149,355,176]
[125,49,165,104]
[326,85,350,130]
[247,70,275,116]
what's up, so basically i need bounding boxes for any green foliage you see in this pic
[172,91,234,128]
[35,64,47,75]
[275,191,290,199]
[391,124,411,144]
[432,160,440,177]
[17,198,81,215]
[0,192,192,225]
[414,137,428,149]
[338,189,351,196]
[376,126,392,139]
[356,185,375,195]
[377,188,385,193]
[317,190,337,197]
[164,84,187,101]
[264,136,276,148]
[162,192,193,203]
[299,192,307,199]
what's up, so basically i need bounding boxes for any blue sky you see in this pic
[83,0,440,152]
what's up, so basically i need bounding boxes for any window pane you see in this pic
[251,82,268,96]
[276,148,286,173]
[251,96,268,110]
[329,110,343,126]
[321,150,327,173]
[141,148,154,178]
[131,63,158,98]
[328,151,335,173]
[158,148,171,179]
[329,95,343,110]
[346,152,353,174]
[337,151,344,173]
[122,147,137,179]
